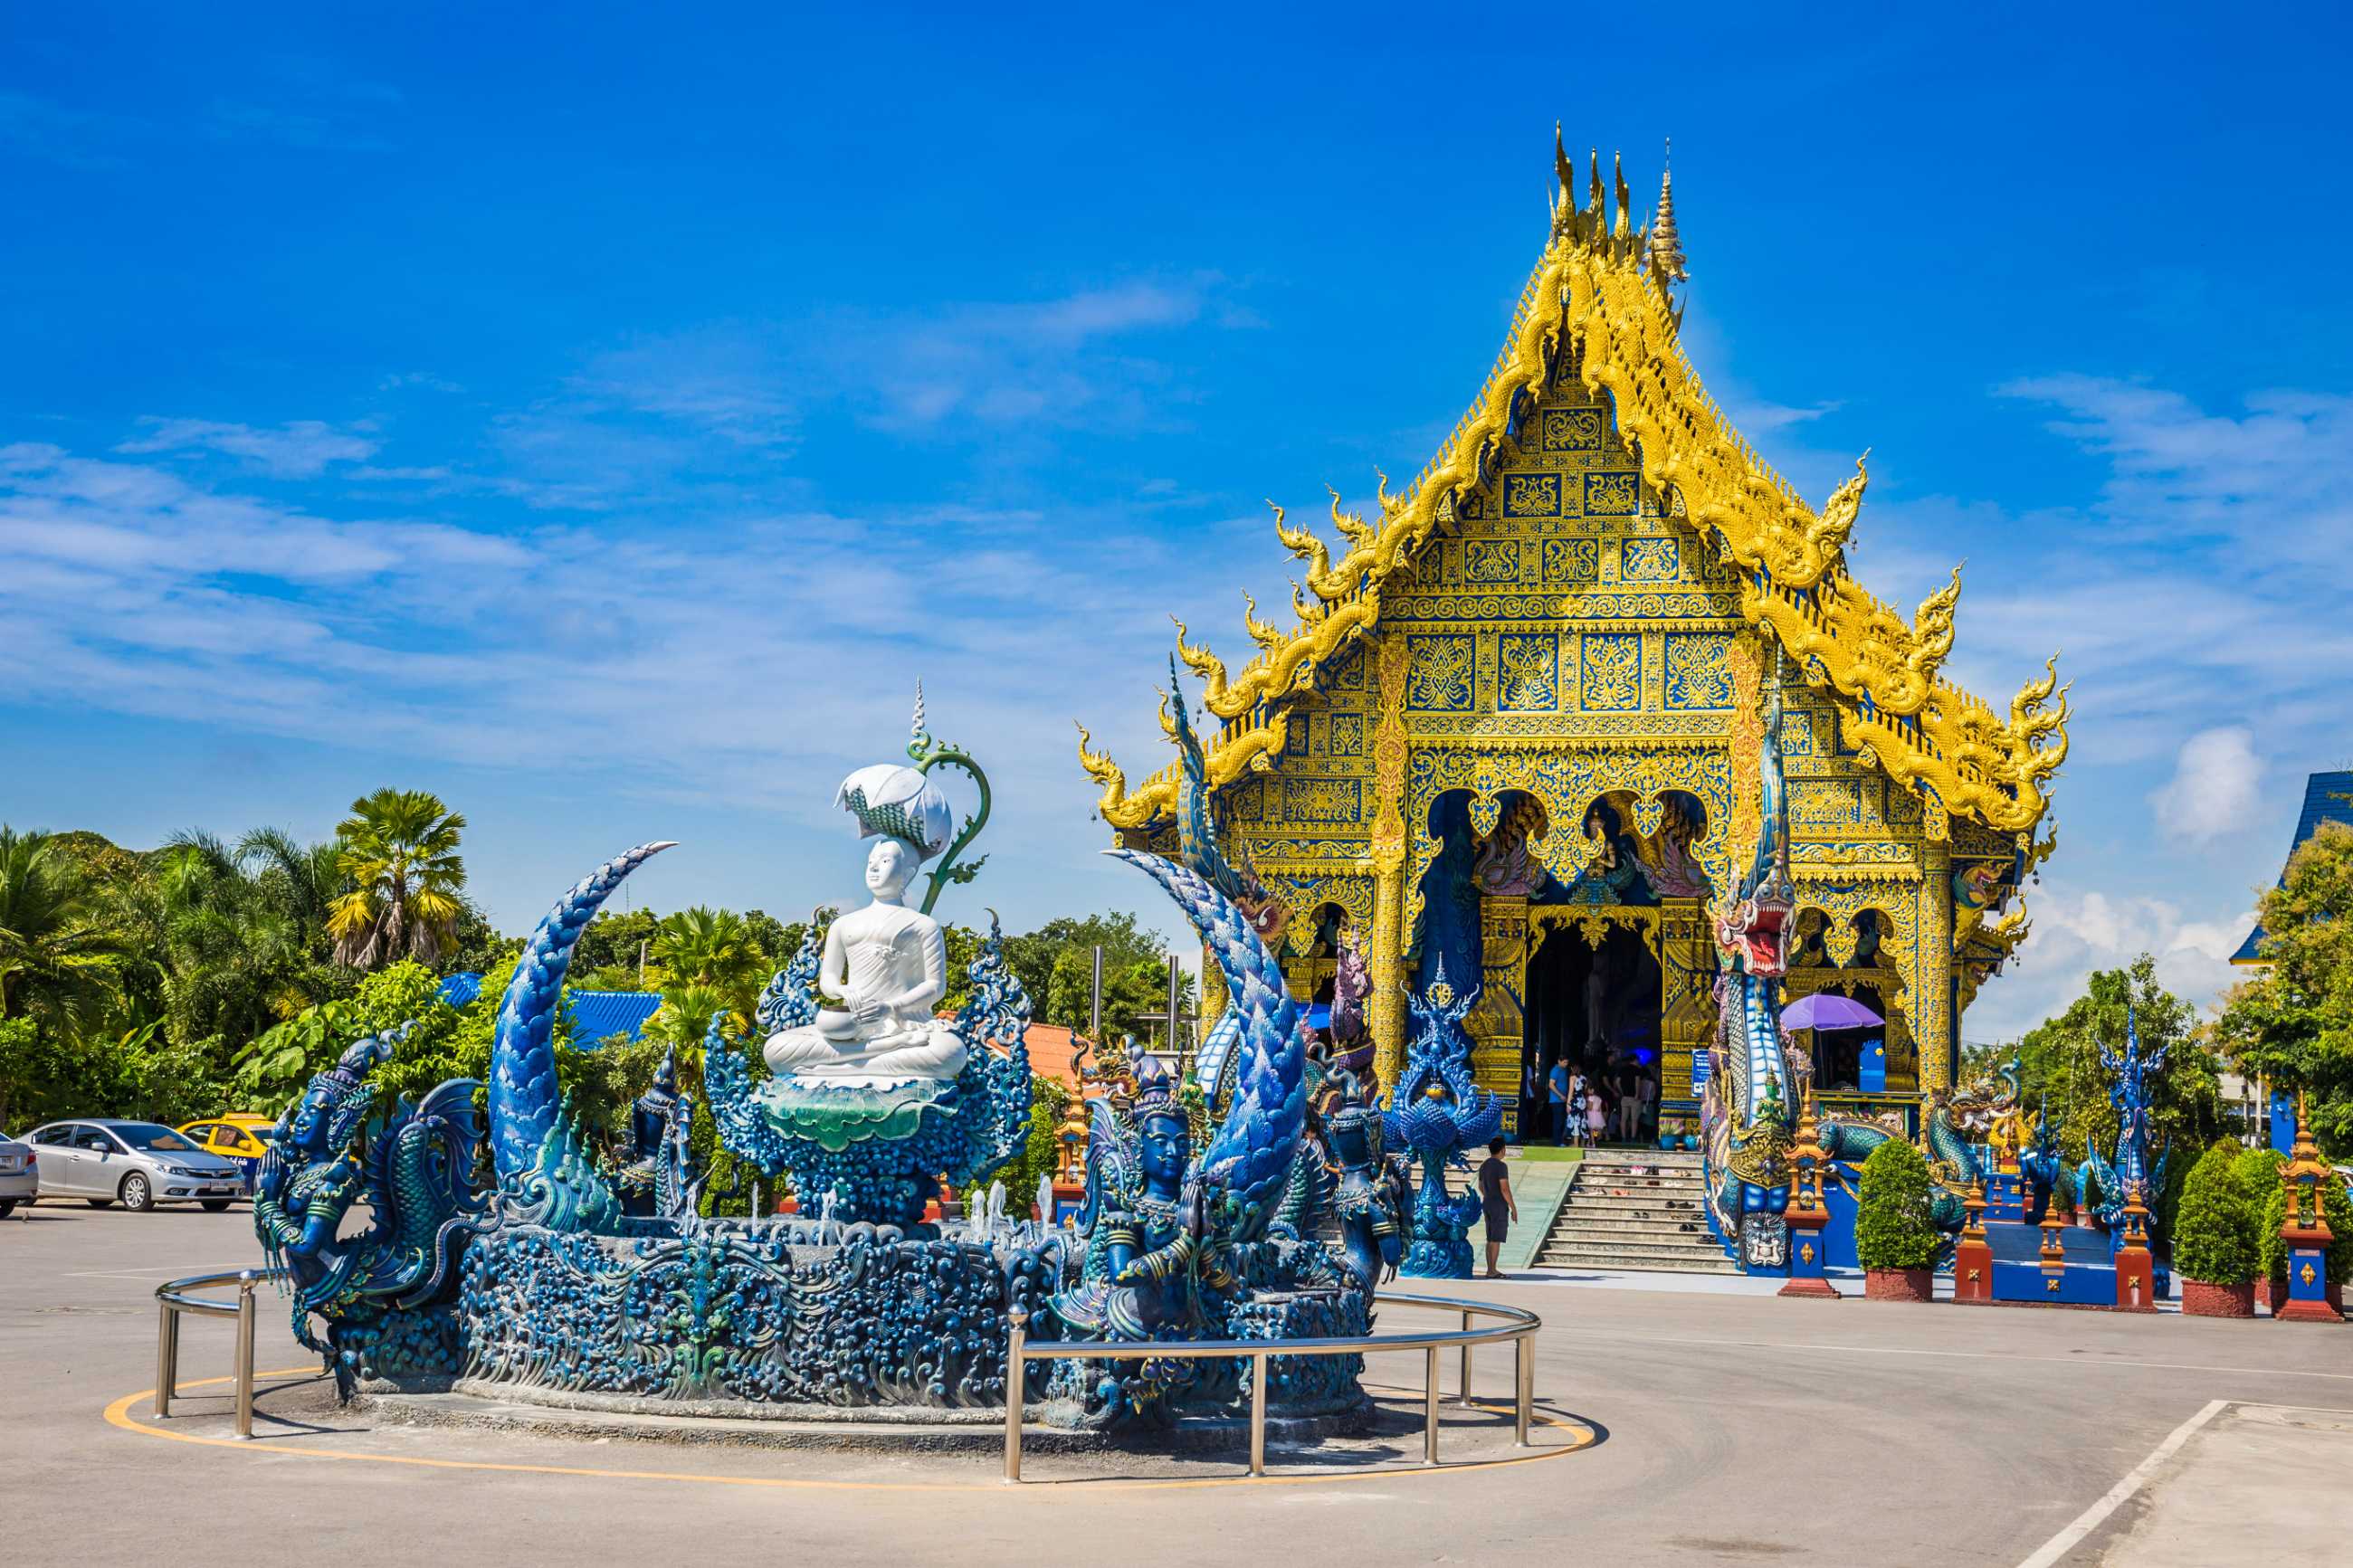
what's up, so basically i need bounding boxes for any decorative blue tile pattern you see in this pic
[1622,537,1681,582]
[1542,537,1598,584]
[1501,472,1561,518]
[1498,632,1559,711]
[1585,470,1639,516]
[1540,407,1603,451]
[1579,632,1643,710]
[1662,632,1735,709]
[1405,633,1475,710]
[1465,538,1520,583]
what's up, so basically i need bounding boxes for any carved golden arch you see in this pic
[1528,904,1663,956]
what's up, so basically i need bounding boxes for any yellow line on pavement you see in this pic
[106,1371,1595,1493]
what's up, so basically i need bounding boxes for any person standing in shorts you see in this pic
[1478,1136,1516,1278]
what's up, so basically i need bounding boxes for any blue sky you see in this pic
[5,5,2348,1040]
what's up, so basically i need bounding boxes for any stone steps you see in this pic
[1533,1150,1739,1276]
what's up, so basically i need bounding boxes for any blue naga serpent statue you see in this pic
[254,1023,489,1397]
[256,843,674,1394]
[2076,1006,2169,1233]
[1382,957,1502,1278]
[1699,678,1915,1265]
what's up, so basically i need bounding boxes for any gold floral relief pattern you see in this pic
[1502,473,1562,518]
[1405,633,1475,711]
[1497,632,1559,711]
[1662,632,1734,710]
[1579,632,1642,710]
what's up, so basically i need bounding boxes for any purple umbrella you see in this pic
[1780,993,1884,1031]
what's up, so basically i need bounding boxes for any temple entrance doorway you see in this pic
[1519,921,1663,1144]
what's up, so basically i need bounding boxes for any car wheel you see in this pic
[86,1198,115,1209]
[200,1198,233,1212]
[0,1200,14,1218]
[119,1173,155,1212]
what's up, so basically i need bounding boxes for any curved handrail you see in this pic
[1009,1291,1538,1361]
[157,1266,287,1317]
[152,1266,289,1439]
[1003,1288,1545,1481]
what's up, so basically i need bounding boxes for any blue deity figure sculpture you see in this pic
[1384,957,1502,1278]
[1053,1051,1211,1354]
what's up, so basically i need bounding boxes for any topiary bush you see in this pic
[2237,1146,2287,1286]
[1856,1137,1939,1271]
[2173,1142,2258,1285]
[2324,1160,2353,1287]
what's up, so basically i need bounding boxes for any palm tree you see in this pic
[328,789,468,969]
[0,827,129,1031]
[652,907,768,1024]
[154,831,319,1047]
[236,826,346,936]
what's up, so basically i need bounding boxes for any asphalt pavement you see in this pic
[5,1200,2348,1565]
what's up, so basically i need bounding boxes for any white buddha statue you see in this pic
[764,764,969,1088]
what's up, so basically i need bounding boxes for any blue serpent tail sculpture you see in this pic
[1167,661,1278,1117]
[489,840,676,1193]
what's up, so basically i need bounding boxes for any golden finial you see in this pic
[1587,147,1604,219]
[2283,1089,2334,1231]
[1648,138,1688,283]
[1612,149,1632,239]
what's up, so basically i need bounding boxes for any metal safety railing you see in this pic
[1002,1291,1541,1482]
[154,1267,287,1439]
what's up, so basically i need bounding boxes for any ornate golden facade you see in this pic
[1078,135,2063,1132]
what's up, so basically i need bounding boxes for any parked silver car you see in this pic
[21,1119,244,1212]
[0,1129,36,1215]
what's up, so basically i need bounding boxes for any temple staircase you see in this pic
[1533,1149,1739,1275]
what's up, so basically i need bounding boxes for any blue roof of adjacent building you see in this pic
[2233,770,2353,964]
[564,990,667,1047]
[431,973,664,1048]
[436,972,485,1007]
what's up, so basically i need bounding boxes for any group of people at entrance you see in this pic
[1541,1057,1653,1146]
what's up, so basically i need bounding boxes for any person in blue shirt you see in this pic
[1547,1058,1570,1145]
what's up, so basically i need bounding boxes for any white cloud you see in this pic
[116,418,378,478]
[2149,726,2264,845]
[1967,879,2256,1041]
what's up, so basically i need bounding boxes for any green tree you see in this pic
[329,788,467,968]
[2217,820,2353,1148]
[2173,1139,2258,1286]
[2240,1145,2288,1288]
[992,1075,1069,1212]
[1854,1136,1939,1271]
[2012,955,2224,1182]
[651,908,767,1022]
[0,827,129,1037]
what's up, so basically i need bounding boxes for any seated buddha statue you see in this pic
[763,764,969,1088]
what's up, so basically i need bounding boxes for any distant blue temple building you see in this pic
[435,972,665,1048]
[2232,769,2353,965]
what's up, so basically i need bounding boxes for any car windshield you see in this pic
[110,1124,200,1153]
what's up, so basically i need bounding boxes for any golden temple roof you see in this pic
[1080,131,2069,840]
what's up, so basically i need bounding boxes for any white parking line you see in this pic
[2014,1400,2229,1567]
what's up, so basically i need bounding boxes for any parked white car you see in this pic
[22,1120,244,1212]
[0,1129,36,1215]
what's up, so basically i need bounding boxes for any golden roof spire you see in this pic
[1649,138,1688,283]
